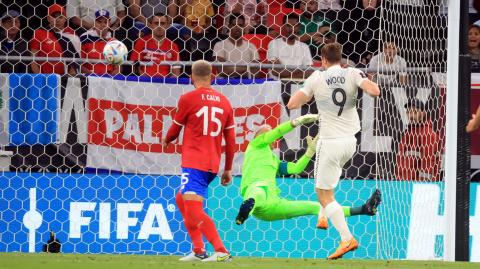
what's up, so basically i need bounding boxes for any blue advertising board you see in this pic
[1,172,479,261]
[0,172,188,254]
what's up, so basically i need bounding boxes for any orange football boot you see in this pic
[327,238,359,260]
[316,216,328,229]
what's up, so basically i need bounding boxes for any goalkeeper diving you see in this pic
[235,114,381,226]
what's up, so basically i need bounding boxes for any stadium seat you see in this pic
[242,34,273,62]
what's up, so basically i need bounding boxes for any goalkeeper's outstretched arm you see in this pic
[279,136,318,176]
[252,115,318,147]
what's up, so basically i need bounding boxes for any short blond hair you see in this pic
[254,124,272,137]
[192,60,212,78]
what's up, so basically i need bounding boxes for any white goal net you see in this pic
[0,0,455,260]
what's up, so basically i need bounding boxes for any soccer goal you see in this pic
[0,0,474,262]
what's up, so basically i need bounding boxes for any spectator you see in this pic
[130,13,180,77]
[213,14,259,78]
[80,10,119,75]
[30,4,80,76]
[224,0,266,29]
[0,10,29,73]
[368,41,408,85]
[67,0,126,31]
[128,0,172,25]
[362,0,379,11]
[168,0,186,25]
[396,99,441,181]
[319,0,342,11]
[181,0,218,62]
[267,13,313,79]
[299,0,334,59]
[124,0,178,49]
[184,0,214,33]
[141,0,193,62]
[318,0,347,23]
[469,25,480,67]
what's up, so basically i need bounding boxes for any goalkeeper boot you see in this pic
[363,189,382,216]
[235,198,255,225]
[201,252,232,262]
[179,251,209,261]
[316,216,329,229]
[327,238,359,260]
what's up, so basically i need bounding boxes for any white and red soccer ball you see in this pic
[103,40,128,65]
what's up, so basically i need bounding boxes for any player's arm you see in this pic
[162,96,188,146]
[221,106,236,186]
[467,105,480,133]
[278,135,318,175]
[359,80,381,97]
[419,130,440,181]
[287,71,317,109]
[355,69,381,97]
[251,115,318,147]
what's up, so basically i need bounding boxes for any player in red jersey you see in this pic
[162,60,236,262]
[80,9,119,75]
[130,13,180,77]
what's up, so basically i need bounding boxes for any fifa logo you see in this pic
[22,188,175,253]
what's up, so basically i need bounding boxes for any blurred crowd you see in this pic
[0,0,476,81]
[0,0,382,79]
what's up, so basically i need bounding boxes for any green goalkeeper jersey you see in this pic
[240,122,312,197]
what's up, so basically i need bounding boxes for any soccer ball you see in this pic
[103,40,128,65]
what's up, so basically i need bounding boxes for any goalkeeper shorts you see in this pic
[314,136,357,190]
[179,167,217,198]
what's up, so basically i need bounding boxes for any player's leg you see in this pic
[317,188,382,229]
[254,199,319,221]
[238,185,377,224]
[315,137,358,259]
[179,168,231,262]
[175,192,208,261]
[235,184,268,225]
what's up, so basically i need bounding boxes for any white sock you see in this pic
[318,205,325,220]
[324,201,353,241]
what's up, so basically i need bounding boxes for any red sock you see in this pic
[184,200,228,253]
[175,193,205,254]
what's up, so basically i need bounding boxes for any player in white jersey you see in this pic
[287,43,380,259]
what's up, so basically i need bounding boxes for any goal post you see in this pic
[444,0,471,261]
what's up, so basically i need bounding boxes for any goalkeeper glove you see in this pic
[291,114,319,127]
[305,135,319,158]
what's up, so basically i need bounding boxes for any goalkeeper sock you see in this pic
[350,206,366,216]
[175,193,205,254]
[184,200,228,253]
[324,201,353,241]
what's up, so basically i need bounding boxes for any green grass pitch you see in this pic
[0,253,477,269]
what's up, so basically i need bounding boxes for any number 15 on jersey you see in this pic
[195,106,224,137]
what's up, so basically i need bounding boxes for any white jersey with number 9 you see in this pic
[300,65,368,139]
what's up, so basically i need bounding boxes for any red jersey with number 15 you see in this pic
[172,87,235,173]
